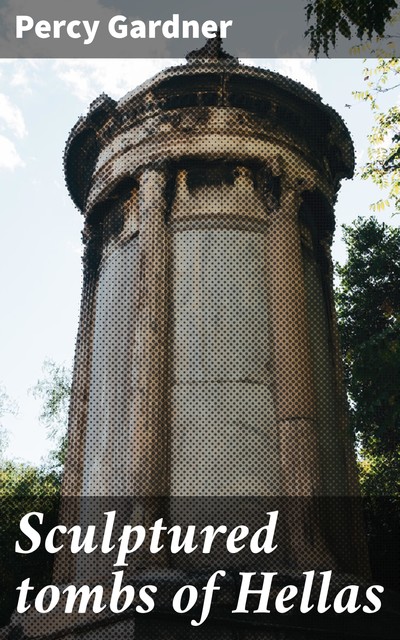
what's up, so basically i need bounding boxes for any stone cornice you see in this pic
[64,59,354,214]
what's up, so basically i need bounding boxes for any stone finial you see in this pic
[186,30,238,63]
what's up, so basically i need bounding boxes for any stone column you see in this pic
[134,165,171,497]
[319,238,358,492]
[321,238,370,578]
[265,169,334,568]
[125,166,172,570]
[54,225,100,582]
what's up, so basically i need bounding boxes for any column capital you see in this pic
[139,162,170,182]
[282,172,318,194]
[266,157,318,218]
[263,154,285,177]
[138,164,170,232]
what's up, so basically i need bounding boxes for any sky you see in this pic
[0,56,398,465]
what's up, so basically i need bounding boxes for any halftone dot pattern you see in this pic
[4,50,376,639]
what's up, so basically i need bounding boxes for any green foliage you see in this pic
[0,385,17,421]
[0,425,8,461]
[354,58,400,212]
[336,217,400,496]
[32,359,72,468]
[305,0,397,56]
[0,384,17,462]
[0,461,61,625]
[32,360,71,438]
[0,460,61,500]
[0,365,69,624]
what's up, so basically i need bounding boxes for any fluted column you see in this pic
[54,226,100,582]
[133,166,171,498]
[321,238,370,578]
[266,174,318,488]
[320,238,359,493]
[265,170,334,568]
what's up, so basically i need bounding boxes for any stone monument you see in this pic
[62,42,360,498]
[7,40,391,640]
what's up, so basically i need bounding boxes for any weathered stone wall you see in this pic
[170,167,278,496]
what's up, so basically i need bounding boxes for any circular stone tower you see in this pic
[59,41,368,595]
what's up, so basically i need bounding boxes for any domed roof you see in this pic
[64,40,354,212]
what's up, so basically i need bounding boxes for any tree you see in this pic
[0,424,8,462]
[31,360,72,468]
[0,385,17,462]
[305,0,398,56]
[0,460,61,625]
[336,217,400,589]
[0,367,70,624]
[336,216,400,496]
[354,58,400,213]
